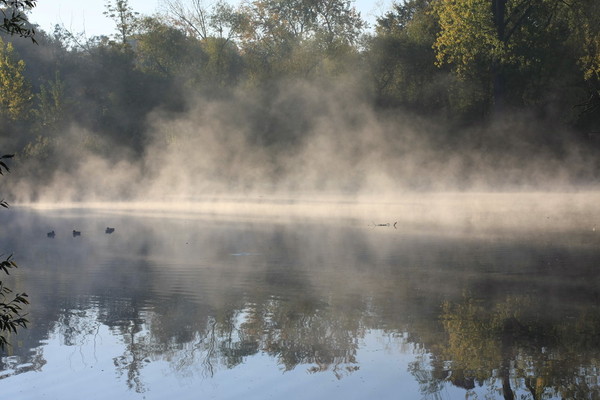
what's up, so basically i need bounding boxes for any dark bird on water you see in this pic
[105,227,115,234]
[47,230,55,238]
[72,230,81,237]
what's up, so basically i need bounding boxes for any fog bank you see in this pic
[9,78,600,204]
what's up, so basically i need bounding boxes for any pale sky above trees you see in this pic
[29,0,390,38]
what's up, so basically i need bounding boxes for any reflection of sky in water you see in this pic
[4,316,428,399]
[0,195,599,399]
[8,319,559,400]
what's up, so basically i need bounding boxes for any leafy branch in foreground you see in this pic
[0,154,14,175]
[0,1,37,42]
[0,255,28,349]
[0,154,28,350]
[0,155,14,208]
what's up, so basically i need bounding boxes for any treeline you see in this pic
[0,0,599,197]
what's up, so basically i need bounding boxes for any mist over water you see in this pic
[4,83,600,397]
[1,2,599,398]
[11,77,600,244]
[8,78,599,205]
[1,200,600,399]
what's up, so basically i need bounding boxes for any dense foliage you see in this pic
[0,0,598,198]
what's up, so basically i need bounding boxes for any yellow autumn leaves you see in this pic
[0,37,31,121]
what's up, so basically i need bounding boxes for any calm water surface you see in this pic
[1,194,600,399]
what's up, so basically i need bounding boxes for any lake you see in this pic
[1,193,599,399]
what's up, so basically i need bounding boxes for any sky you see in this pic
[28,0,392,38]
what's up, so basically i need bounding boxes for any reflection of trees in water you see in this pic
[41,294,363,392]
[408,353,447,400]
[0,348,45,379]
[113,320,152,394]
[6,211,600,397]
[161,316,228,379]
[9,282,600,397]
[241,297,361,379]
[421,294,600,399]
[149,297,363,380]
[35,289,365,390]
[57,304,103,349]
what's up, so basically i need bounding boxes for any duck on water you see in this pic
[47,227,116,238]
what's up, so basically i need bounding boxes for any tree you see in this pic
[33,71,66,134]
[573,0,600,82]
[163,1,248,87]
[368,1,450,110]
[429,0,600,131]
[237,0,364,49]
[235,0,365,81]
[103,0,140,45]
[431,0,571,112]
[0,36,31,121]
[568,0,600,131]
[166,0,217,40]
[198,36,244,89]
[135,17,207,79]
[20,72,68,171]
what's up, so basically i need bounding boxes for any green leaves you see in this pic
[0,152,28,350]
[0,154,13,208]
[0,0,37,42]
[0,254,17,274]
[103,0,140,45]
[240,0,365,48]
[0,255,28,350]
[0,38,32,121]
[0,154,13,175]
[431,0,502,77]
